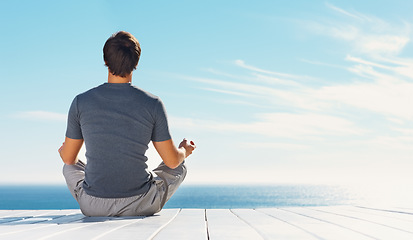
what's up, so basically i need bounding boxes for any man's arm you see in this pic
[58,137,84,165]
[153,139,196,169]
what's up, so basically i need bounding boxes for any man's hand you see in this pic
[178,138,196,158]
[153,138,196,169]
[58,142,65,153]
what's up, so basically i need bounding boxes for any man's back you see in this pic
[60,31,195,216]
[66,82,171,198]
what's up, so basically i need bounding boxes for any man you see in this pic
[58,31,195,217]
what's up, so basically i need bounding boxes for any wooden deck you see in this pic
[1,206,413,239]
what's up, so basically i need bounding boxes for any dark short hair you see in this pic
[103,31,141,77]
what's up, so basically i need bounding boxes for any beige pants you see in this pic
[63,160,187,217]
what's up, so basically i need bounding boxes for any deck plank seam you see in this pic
[90,218,144,240]
[0,217,28,224]
[309,207,413,234]
[255,208,325,240]
[279,208,378,239]
[0,223,53,237]
[147,208,181,240]
[348,207,413,222]
[204,209,210,240]
[0,211,69,225]
[356,206,413,216]
[0,210,38,218]
[37,221,102,240]
[0,211,43,223]
[55,214,87,225]
[227,209,267,240]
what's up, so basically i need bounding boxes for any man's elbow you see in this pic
[63,159,77,165]
[163,156,182,169]
[60,153,77,165]
[164,160,180,169]
[62,158,76,165]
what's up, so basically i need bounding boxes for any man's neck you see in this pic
[107,71,132,84]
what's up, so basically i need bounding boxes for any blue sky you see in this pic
[1,1,412,192]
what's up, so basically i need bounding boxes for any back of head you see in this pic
[103,31,141,77]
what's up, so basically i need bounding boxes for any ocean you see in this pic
[0,184,364,210]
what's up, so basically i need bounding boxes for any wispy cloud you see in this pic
[196,87,255,98]
[235,59,313,81]
[240,142,310,150]
[314,81,413,120]
[157,4,413,158]
[175,5,413,146]
[170,112,364,140]
[357,35,409,56]
[304,3,411,57]
[188,49,413,122]
[325,2,372,22]
[182,74,327,111]
[251,73,302,87]
[12,111,67,122]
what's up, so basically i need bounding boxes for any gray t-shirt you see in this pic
[66,83,171,198]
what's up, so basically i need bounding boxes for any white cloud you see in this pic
[174,5,413,186]
[12,111,67,122]
[330,25,359,40]
[240,142,310,150]
[304,4,411,57]
[187,56,413,123]
[314,55,413,120]
[370,56,413,80]
[314,81,413,120]
[251,73,302,87]
[170,112,363,140]
[183,75,328,111]
[180,58,413,159]
[300,59,347,70]
[357,35,410,56]
[188,49,413,125]
[197,87,255,98]
[358,135,413,151]
[234,59,312,81]
[392,127,413,136]
[326,3,372,22]
[345,55,392,70]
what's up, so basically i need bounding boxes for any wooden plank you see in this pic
[4,210,80,225]
[0,210,72,226]
[232,209,320,240]
[205,209,263,240]
[1,207,413,240]
[42,217,144,240]
[349,206,413,222]
[0,224,53,239]
[0,210,85,240]
[357,206,413,218]
[152,209,207,240]
[258,208,373,240]
[0,217,27,224]
[310,206,413,234]
[0,210,52,224]
[0,209,177,240]
[394,207,413,214]
[285,207,413,240]
[0,210,35,218]
[46,212,85,224]
[98,209,180,240]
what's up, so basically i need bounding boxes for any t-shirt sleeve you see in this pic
[151,98,172,142]
[65,96,83,139]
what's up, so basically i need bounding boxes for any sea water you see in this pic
[164,184,356,209]
[0,184,362,210]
